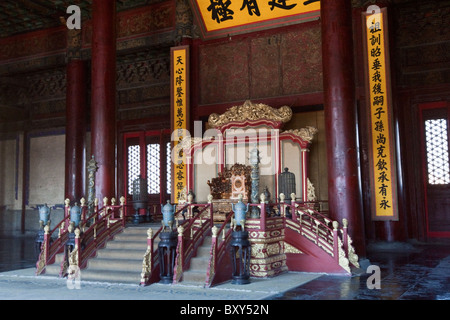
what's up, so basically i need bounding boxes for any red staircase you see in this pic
[36,197,360,286]
[282,201,360,274]
[36,197,127,278]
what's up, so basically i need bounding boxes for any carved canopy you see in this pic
[207,100,293,129]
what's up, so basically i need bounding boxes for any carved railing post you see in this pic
[332,221,339,264]
[279,193,285,217]
[68,228,81,281]
[206,225,219,287]
[342,218,349,255]
[342,218,360,268]
[187,193,193,219]
[140,228,154,286]
[36,225,50,275]
[64,198,70,231]
[120,196,126,227]
[173,225,185,283]
[102,197,108,217]
[208,194,214,228]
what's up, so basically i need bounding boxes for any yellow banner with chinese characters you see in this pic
[194,0,320,33]
[364,9,398,220]
[171,46,189,203]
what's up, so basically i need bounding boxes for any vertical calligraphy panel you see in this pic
[171,46,190,203]
[363,8,398,221]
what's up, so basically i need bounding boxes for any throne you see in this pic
[182,100,318,218]
[207,163,251,200]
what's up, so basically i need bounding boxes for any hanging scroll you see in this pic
[363,7,398,221]
[171,46,190,203]
[190,0,320,39]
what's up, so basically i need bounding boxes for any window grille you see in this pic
[425,119,450,185]
[147,143,161,194]
[127,145,141,194]
[166,142,172,194]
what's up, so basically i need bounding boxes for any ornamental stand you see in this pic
[158,231,177,284]
[131,175,149,224]
[278,168,296,218]
[35,204,51,260]
[229,230,251,285]
[229,195,251,285]
[158,201,177,284]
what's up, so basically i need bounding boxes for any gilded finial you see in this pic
[332,221,339,230]
[342,218,348,228]
[212,226,219,237]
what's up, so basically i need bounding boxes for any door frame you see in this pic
[123,129,172,208]
[419,101,450,238]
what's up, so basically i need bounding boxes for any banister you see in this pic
[205,211,233,287]
[173,203,212,283]
[140,225,164,286]
[36,197,126,276]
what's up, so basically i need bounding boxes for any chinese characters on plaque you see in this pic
[171,46,189,203]
[364,8,398,221]
[192,0,320,36]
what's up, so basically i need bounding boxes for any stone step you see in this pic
[87,257,142,271]
[80,225,160,284]
[179,235,213,285]
[79,269,142,284]
[105,240,147,250]
[182,270,206,284]
[197,245,212,256]
[44,252,65,276]
[96,248,148,260]
[189,256,211,271]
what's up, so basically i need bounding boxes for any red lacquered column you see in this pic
[321,0,366,256]
[90,0,117,201]
[65,59,87,202]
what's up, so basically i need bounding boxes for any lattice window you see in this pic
[425,119,450,185]
[166,142,172,194]
[147,143,161,194]
[127,145,141,194]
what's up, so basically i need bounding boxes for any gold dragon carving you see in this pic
[207,100,293,128]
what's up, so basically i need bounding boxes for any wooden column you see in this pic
[90,0,117,201]
[65,59,87,202]
[321,0,366,256]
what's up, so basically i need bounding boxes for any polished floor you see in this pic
[1,235,450,300]
[267,240,450,300]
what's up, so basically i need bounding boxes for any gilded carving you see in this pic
[337,237,351,273]
[208,100,293,128]
[346,234,360,268]
[282,126,318,143]
[284,242,303,254]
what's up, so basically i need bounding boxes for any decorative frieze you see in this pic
[246,219,287,278]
